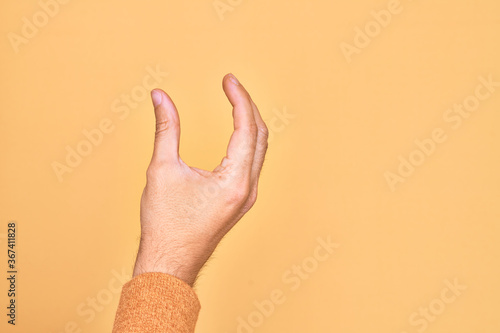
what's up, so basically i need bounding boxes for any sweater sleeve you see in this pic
[112,272,201,333]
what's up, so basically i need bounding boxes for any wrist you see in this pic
[133,240,204,286]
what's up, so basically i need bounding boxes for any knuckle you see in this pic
[250,123,259,135]
[145,165,157,182]
[245,123,258,138]
[247,188,258,206]
[155,120,169,137]
[146,163,163,182]
[226,180,250,205]
[263,141,269,152]
[258,124,269,140]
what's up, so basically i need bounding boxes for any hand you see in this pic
[133,74,269,286]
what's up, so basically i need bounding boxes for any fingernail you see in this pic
[228,73,240,86]
[151,90,162,107]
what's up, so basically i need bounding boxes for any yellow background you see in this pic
[1,0,499,332]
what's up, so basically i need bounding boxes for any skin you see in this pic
[133,74,269,286]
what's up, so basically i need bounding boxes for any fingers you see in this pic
[219,74,258,178]
[150,89,181,165]
[249,99,269,186]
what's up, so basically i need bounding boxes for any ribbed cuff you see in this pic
[112,272,201,333]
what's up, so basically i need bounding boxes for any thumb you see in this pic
[150,89,181,164]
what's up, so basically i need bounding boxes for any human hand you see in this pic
[133,74,268,286]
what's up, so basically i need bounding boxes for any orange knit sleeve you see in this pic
[112,272,201,333]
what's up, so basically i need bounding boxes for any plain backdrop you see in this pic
[0,1,499,332]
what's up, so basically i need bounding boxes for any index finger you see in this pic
[217,74,258,178]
